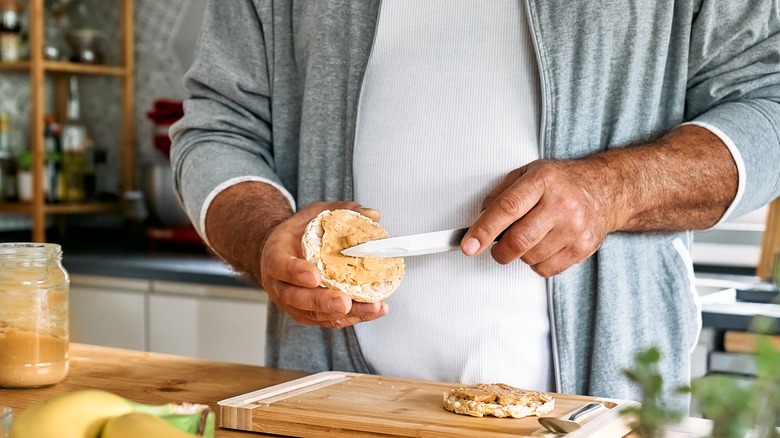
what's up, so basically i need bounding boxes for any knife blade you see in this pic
[340,227,469,258]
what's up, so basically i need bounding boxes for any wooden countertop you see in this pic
[0,343,711,437]
[0,343,307,437]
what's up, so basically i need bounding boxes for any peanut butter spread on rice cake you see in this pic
[443,383,555,419]
[319,209,404,285]
[450,383,552,405]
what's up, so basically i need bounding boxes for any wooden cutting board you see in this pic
[218,372,638,437]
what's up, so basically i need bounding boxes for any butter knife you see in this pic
[340,227,469,258]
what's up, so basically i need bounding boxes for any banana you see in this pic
[9,389,214,438]
[10,389,135,438]
[101,413,198,438]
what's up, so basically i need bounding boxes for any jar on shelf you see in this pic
[0,0,23,62]
[67,28,104,64]
[0,243,70,388]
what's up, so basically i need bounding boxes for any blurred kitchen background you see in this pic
[0,0,205,249]
[0,0,777,396]
[0,0,773,269]
[0,0,277,369]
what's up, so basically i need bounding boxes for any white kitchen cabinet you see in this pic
[690,327,714,380]
[69,275,149,351]
[148,281,267,366]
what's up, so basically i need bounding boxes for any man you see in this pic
[171,0,780,409]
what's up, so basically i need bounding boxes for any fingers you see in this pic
[296,312,388,329]
[462,160,613,277]
[260,235,321,292]
[261,200,388,329]
[271,278,349,312]
[489,207,556,265]
[530,244,599,277]
[481,167,528,211]
[268,274,390,328]
[295,302,385,322]
[264,254,320,287]
[462,177,543,257]
[359,208,381,222]
[285,299,389,328]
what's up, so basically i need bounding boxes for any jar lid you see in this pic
[0,243,62,260]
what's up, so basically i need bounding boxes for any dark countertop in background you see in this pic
[63,252,249,288]
[0,227,250,288]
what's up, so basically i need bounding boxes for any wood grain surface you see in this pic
[219,372,637,438]
[758,198,780,281]
[0,343,712,437]
[0,343,307,437]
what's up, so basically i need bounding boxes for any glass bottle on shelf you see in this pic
[44,0,69,61]
[66,0,89,29]
[83,134,95,199]
[63,0,104,65]
[0,0,23,62]
[0,112,17,201]
[92,144,112,200]
[60,76,88,203]
[44,115,62,203]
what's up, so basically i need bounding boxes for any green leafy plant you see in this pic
[622,347,684,438]
[752,333,780,438]
[626,316,780,438]
[691,316,780,438]
[689,375,757,438]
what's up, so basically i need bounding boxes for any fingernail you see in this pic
[329,298,347,313]
[462,237,480,256]
[298,271,316,286]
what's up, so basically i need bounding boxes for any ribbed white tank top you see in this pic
[352,0,550,391]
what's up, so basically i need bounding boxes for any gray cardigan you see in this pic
[171,0,780,408]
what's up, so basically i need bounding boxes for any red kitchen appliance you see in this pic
[146,99,184,159]
[145,99,202,249]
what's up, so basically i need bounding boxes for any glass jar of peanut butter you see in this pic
[0,243,69,388]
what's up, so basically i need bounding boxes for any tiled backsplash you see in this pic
[0,0,199,230]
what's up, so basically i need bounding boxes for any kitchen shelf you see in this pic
[45,202,123,214]
[43,61,128,76]
[0,0,135,242]
[0,202,122,214]
[0,61,30,71]
[758,197,780,280]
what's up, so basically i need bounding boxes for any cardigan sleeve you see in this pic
[684,0,780,220]
[169,0,295,242]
